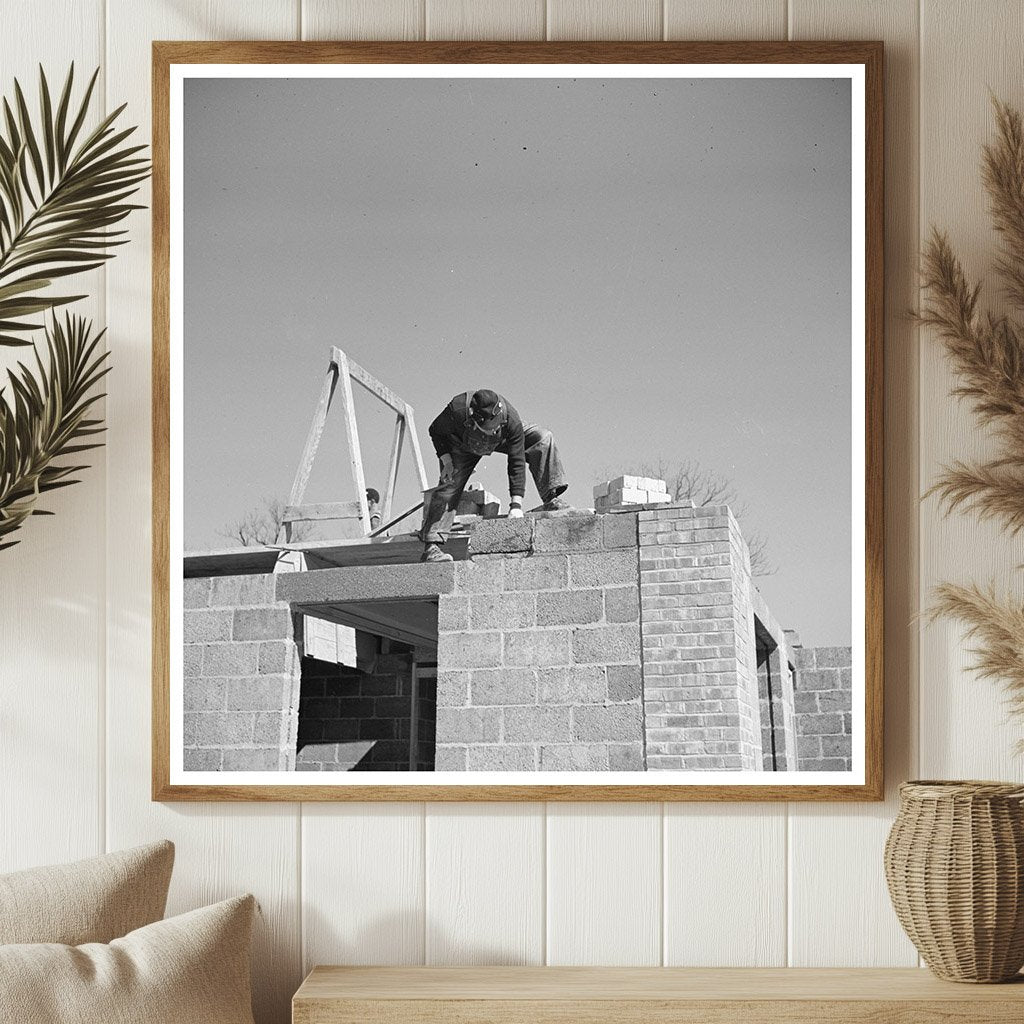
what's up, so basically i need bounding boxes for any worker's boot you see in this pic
[422,542,454,563]
[542,485,571,512]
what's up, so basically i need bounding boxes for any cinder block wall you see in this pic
[794,646,854,770]
[638,503,763,771]
[183,573,301,771]
[434,513,644,771]
[296,650,418,771]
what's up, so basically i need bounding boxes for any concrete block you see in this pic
[233,607,292,642]
[225,673,284,715]
[503,629,572,668]
[470,592,536,630]
[592,480,610,499]
[466,745,537,771]
[470,668,537,706]
[503,555,569,591]
[569,549,637,587]
[437,670,469,707]
[796,735,822,760]
[221,748,280,770]
[604,585,639,623]
[818,689,852,713]
[572,623,641,664]
[821,734,852,758]
[253,712,285,746]
[193,712,255,746]
[438,595,470,631]
[183,577,210,608]
[467,517,534,554]
[607,664,642,702]
[258,640,292,675]
[608,744,645,771]
[436,706,501,744]
[437,630,502,668]
[573,704,643,743]
[202,642,258,677]
[536,589,603,626]
[435,745,468,771]
[209,574,275,608]
[454,556,505,593]
[183,644,203,676]
[538,665,606,704]
[185,677,226,713]
[183,749,220,771]
[503,705,572,743]
[800,757,848,772]
[532,514,603,553]
[815,647,853,669]
[184,608,233,644]
[277,562,455,605]
[601,512,638,549]
[796,670,842,691]
[539,744,609,770]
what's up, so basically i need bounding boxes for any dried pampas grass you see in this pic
[919,97,1024,727]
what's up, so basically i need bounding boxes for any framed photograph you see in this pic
[153,41,883,801]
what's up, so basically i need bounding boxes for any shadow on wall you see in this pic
[300,903,528,969]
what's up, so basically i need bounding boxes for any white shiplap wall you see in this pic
[4,2,1023,1021]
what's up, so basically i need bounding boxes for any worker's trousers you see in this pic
[421,424,567,544]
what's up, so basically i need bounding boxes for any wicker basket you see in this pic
[885,780,1024,982]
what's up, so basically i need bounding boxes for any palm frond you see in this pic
[0,312,109,548]
[0,64,148,346]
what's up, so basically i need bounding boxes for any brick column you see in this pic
[638,503,763,771]
[793,646,854,771]
[183,573,302,771]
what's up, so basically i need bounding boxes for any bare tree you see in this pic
[220,496,313,547]
[634,458,776,577]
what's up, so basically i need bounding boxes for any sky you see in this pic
[183,75,853,646]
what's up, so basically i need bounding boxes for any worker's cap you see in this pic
[470,389,503,428]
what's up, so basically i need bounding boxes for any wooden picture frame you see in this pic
[153,40,883,801]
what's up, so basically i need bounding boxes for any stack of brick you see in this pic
[458,482,500,519]
[182,573,301,771]
[793,646,854,771]
[593,475,672,511]
[434,512,645,771]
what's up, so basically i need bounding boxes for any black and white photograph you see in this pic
[159,47,881,798]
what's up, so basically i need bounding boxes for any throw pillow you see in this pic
[0,840,174,945]
[0,893,256,1024]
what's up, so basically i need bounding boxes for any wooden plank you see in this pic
[546,804,661,964]
[403,405,430,490]
[110,5,302,1024]
[917,0,1024,777]
[302,805,426,970]
[293,967,1024,1022]
[317,600,439,650]
[424,804,544,964]
[333,349,373,533]
[284,500,364,523]
[426,0,545,40]
[547,0,662,40]
[664,0,786,39]
[664,804,786,966]
[302,0,425,40]
[383,414,406,523]
[286,362,338,511]
[342,350,408,414]
[0,0,106,874]
[788,0,920,968]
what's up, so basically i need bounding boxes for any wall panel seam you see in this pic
[100,0,109,859]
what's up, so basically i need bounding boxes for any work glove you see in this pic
[507,507,524,519]
[439,454,454,485]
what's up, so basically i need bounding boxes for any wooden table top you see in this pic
[294,965,1024,1002]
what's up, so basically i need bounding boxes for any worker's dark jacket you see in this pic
[428,392,527,497]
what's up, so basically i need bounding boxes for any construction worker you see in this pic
[365,488,382,531]
[421,389,570,563]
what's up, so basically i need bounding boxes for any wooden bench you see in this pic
[292,965,1024,1022]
